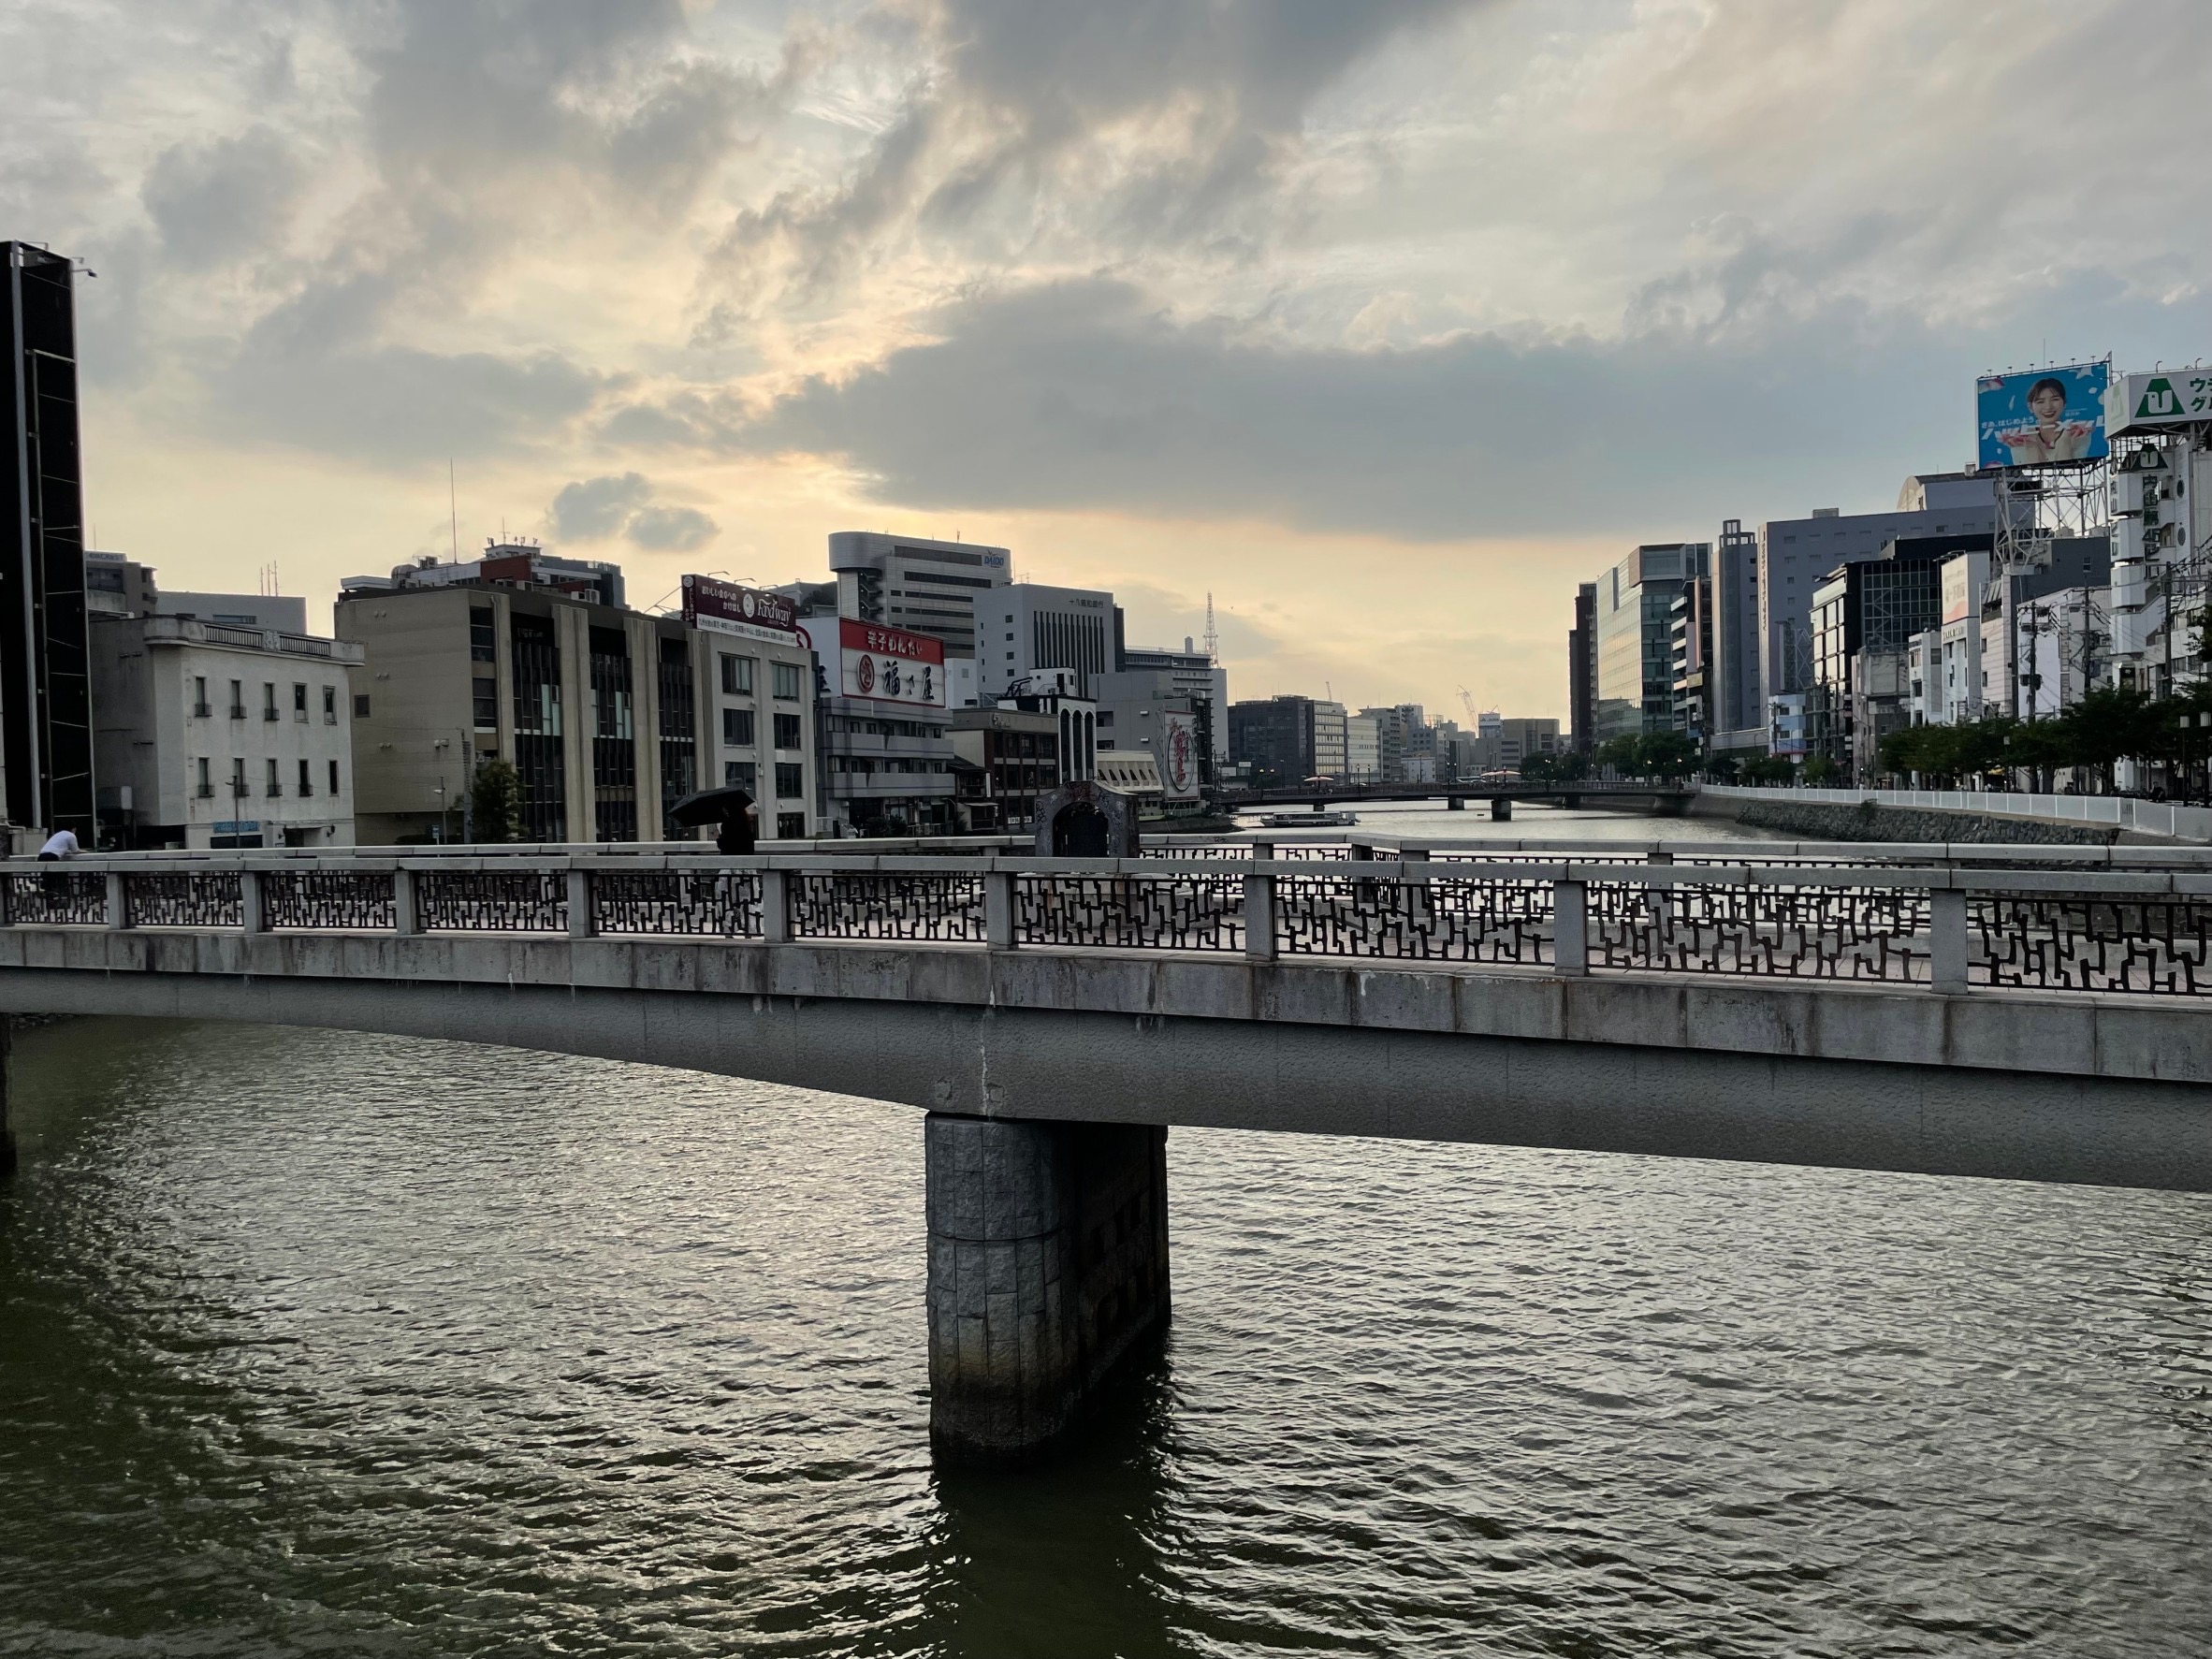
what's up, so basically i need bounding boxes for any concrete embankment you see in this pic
[1692,793,2117,846]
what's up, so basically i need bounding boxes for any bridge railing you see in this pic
[7,851,2212,998]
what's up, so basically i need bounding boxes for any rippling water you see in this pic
[3,806,2209,1656]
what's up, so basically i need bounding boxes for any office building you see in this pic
[3,241,95,842]
[1593,544,1708,746]
[85,552,311,633]
[1669,572,1715,741]
[1358,704,1429,781]
[1754,474,1996,707]
[973,582,1118,698]
[801,614,955,835]
[1567,583,1596,753]
[89,612,361,849]
[339,549,818,843]
[1094,666,1211,795]
[1467,717,1562,777]
[1810,540,1958,777]
[1119,640,1229,762]
[1346,713,1380,780]
[950,705,1060,831]
[1707,518,1763,749]
[827,531,1011,660]
[1230,695,1331,783]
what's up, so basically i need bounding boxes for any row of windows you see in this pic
[192,757,343,798]
[191,676,339,722]
[718,761,807,799]
[720,709,807,749]
[822,715,945,738]
[826,757,950,776]
[720,654,804,701]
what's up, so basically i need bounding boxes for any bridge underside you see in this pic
[3,963,2206,1194]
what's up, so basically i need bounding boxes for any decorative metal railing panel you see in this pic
[792,872,985,942]
[265,871,398,931]
[1273,844,1353,862]
[416,871,567,932]
[1276,874,1554,964]
[124,871,243,928]
[1141,843,1251,861]
[1016,874,1244,952]
[1972,895,2212,995]
[1589,881,1931,982]
[594,869,763,938]
[5,870,108,925]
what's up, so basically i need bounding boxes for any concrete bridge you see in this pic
[4,838,2210,1458]
[1222,781,1692,818]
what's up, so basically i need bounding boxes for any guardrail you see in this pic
[7,851,2211,999]
[1700,783,2212,844]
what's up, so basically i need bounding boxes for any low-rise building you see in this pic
[89,613,360,849]
[950,706,1060,830]
[801,615,955,835]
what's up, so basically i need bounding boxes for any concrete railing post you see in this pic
[1929,887,1969,994]
[391,866,419,937]
[1249,840,1273,863]
[106,870,128,930]
[239,869,265,936]
[1553,877,1588,976]
[983,868,1016,950]
[1244,871,1277,962]
[566,868,595,939]
[760,866,792,943]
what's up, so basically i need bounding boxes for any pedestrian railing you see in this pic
[7,848,2212,998]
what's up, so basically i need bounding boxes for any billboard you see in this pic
[1158,710,1201,800]
[2107,369,2212,437]
[1975,361,2108,469]
[834,618,946,707]
[682,575,800,645]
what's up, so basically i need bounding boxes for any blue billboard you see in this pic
[1975,361,2108,469]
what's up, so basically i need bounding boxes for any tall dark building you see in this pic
[1567,582,1596,753]
[3,242,95,838]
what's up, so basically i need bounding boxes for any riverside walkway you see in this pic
[5,834,2210,1455]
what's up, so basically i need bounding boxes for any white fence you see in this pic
[1700,784,2212,844]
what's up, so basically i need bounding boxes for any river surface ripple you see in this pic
[2,806,2208,1657]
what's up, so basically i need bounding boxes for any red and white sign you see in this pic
[809,617,948,707]
[1158,709,1201,800]
[682,575,800,646]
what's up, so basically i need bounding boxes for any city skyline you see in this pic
[7,0,2209,721]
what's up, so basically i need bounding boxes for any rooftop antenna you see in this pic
[448,460,459,563]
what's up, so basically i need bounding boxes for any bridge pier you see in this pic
[1447,795,1464,811]
[924,1113,1170,1463]
[1491,797,1513,821]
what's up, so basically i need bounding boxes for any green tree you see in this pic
[1802,753,1841,784]
[469,758,522,843]
[1635,731,1699,779]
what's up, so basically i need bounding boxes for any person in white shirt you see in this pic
[36,826,79,898]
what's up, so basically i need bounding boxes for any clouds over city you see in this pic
[7,0,2210,707]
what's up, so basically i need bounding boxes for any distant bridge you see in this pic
[4,837,2208,1457]
[1221,781,1692,816]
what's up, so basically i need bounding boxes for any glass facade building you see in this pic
[1593,544,1709,746]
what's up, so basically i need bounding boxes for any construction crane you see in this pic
[1458,686,1479,722]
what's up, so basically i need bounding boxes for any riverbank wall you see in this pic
[1692,793,2119,846]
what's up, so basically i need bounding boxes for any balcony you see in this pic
[192,702,211,718]
[196,783,214,799]
[230,781,252,797]
[263,708,280,721]
[228,705,247,720]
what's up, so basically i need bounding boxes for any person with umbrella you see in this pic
[669,783,758,853]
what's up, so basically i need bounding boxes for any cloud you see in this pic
[546,473,717,551]
[140,126,303,268]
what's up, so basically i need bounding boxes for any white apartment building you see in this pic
[89,614,361,849]
[1346,714,1380,780]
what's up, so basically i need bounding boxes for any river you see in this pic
[2,804,2207,1656]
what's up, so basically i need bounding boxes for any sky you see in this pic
[7,0,2211,722]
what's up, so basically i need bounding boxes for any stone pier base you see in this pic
[1491,796,1513,821]
[924,1113,1171,1462]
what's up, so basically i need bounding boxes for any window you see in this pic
[772,661,802,700]
[328,759,341,795]
[469,605,496,663]
[231,757,248,795]
[720,653,754,695]
[196,757,211,798]
[263,683,278,720]
[775,762,805,799]
[473,677,499,729]
[722,707,754,747]
[266,758,283,796]
[229,680,245,719]
[293,682,308,719]
[354,692,371,719]
[773,712,803,749]
[723,761,757,793]
[777,812,806,838]
[323,685,338,723]
[298,758,313,796]
[193,676,209,717]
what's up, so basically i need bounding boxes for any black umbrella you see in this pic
[667,783,755,827]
